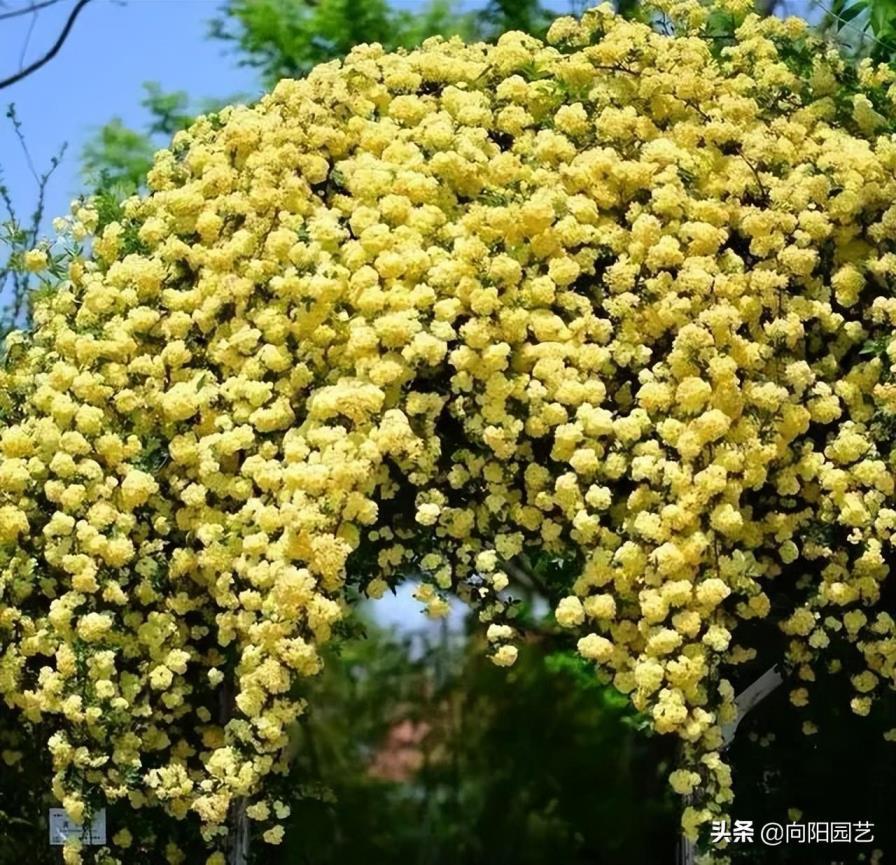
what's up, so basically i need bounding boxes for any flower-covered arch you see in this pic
[2,1,896,859]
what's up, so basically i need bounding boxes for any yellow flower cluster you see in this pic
[1,0,896,854]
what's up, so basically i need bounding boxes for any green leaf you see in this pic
[839,0,868,23]
[869,0,896,36]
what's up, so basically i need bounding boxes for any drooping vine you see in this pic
[2,1,896,860]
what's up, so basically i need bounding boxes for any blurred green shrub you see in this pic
[273,614,678,865]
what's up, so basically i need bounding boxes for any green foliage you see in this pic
[140,82,196,137]
[80,83,241,196]
[475,0,561,39]
[826,0,896,61]
[208,0,471,85]
[0,711,57,865]
[207,0,567,89]
[80,120,155,198]
[273,615,677,865]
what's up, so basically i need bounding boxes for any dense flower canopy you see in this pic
[2,0,896,858]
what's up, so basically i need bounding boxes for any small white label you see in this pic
[48,808,107,845]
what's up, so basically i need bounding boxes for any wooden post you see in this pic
[720,665,783,749]
[220,674,250,865]
[676,665,784,864]
[228,798,250,865]
[678,831,696,865]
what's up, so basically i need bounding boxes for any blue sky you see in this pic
[0,0,263,231]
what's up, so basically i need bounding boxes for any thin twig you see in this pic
[12,144,65,324]
[0,0,93,90]
[739,152,768,202]
[19,3,39,70]
[0,105,66,330]
[592,63,638,76]
[0,0,62,21]
[8,104,40,184]
[501,557,554,600]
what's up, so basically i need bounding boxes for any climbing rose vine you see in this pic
[2,0,896,858]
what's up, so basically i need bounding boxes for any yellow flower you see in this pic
[113,828,133,848]
[262,825,285,845]
[76,613,113,642]
[4,1,896,848]
[555,596,585,628]
[24,248,48,272]
[0,505,28,543]
[492,645,519,667]
[702,625,732,652]
[578,633,613,663]
[790,688,809,708]
[669,769,701,795]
